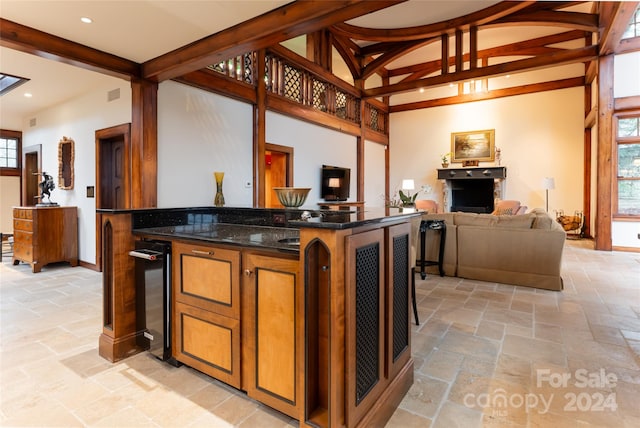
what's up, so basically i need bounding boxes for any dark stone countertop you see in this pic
[133,223,301,254]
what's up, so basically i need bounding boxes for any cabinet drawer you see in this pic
[173,241,240,319]
[13,209,33,219]
[13,230,33,245]
[13,219,33,232]
[174,302,241,388]
[13,242,33,262]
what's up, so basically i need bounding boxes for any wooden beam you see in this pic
[585,106,597,128]
[599,1,639,55]
[390,77,584,112]
[595,55,614,251]
[142,0,404,82]
[0,18,140,80]
[366,45,597,98]
[174,70,257,104]
[491,10,598,32]
[390,30,587,80]
[130,79,158,208]
[615,95,640,111]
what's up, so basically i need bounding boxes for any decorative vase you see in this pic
[442,162,449,168]
[214,172,225,207]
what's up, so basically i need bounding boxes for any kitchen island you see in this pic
[98,206,417,428]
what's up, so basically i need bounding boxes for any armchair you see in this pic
[415,199,439,213]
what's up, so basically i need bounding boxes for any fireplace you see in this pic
[438,167,507,213]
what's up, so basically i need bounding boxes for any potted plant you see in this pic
[441,152,452,168]
[399,188,420,207]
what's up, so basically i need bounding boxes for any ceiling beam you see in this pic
[142,0,405,82]
[599,1,639,55]
[0,18,140,80]
[390,76,585,112]
[363,45,597,98]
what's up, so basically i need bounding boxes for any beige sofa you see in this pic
[416,208,566,291]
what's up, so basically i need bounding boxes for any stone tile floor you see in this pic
[0,239,638,427]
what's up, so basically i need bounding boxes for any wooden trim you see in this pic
[0,18,140,80]
[595,55,614,251]
[612,246,640,253]
[142,1,403,82]
[391,77,584,112]
[615,95,640,112]
[585,107,597,128]
[174,70,257,104]
[255,50,267,208]
[78,260,99,271]
[0,129,22,177]
[618,36,640,54]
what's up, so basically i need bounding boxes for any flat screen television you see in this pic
[321,165,350,201]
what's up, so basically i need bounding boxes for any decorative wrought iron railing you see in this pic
[207,50,388,135]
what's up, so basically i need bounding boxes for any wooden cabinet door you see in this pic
[174,301,241,388]
[345,228,386,428]
[385,223,411,380]
[173,241,240,319]
[242,252,300,419]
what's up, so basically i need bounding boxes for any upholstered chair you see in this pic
[492,199,527,215]
[415,199,439,213]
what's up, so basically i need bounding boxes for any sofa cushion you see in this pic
[495,213,534,229]
[454,212,496,227]
[530,208,554,229]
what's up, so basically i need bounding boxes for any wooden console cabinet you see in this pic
[12,206,78,273]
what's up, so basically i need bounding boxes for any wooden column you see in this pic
[595,55,614,250]
[131,79,158,208]
[98,211,143,362]
[254,50,267,207]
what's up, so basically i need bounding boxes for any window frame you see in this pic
[0,129,22,177]
[613,111,640,218]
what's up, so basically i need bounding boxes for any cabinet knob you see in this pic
[244,269,253,276]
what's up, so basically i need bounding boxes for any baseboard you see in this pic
[79,260,100,271]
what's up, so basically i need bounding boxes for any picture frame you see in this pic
[451,129,495,163]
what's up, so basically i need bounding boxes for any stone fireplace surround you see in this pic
[438,166,507,213]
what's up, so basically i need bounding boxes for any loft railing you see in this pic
[206,50,388,136]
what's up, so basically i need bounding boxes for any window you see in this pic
[0,130,21,176]
[622,5,640,39]
[616,114,640,216]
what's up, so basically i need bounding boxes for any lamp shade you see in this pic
[401,179,415,190]
[543,177,555,190]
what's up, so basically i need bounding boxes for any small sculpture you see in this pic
[35,171,57,205]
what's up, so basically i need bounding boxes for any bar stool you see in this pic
[410,219,447,326]
[418,219,446,279]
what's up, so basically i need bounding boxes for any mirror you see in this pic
[58,136,74,190]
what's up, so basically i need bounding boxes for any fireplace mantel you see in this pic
[437,166,506,180]
[438,166,507,213]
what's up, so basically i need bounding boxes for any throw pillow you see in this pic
[493,207,514,216]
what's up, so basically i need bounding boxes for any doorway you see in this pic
[265,143,293,208]
[21,145,41,206]
[95,123,131,271]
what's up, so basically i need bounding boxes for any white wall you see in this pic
[0,176,20,233]
[364,141,387,207]
[21,80,132,264]
[389,87,584,215]
[157,81,254,207]
[266,110,359,207]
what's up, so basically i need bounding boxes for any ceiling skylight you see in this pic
[0,73,30,96]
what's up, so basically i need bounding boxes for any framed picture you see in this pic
[451,129,495,163]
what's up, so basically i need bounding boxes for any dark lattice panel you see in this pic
[355,242,380,405]
[336,91,347,119]
[392,234,409,360]
[312,81,327,111]
[283,65,301,102]
[370,108,379,131]
[207,53,254,85]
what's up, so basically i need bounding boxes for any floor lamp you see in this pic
[543,177,555,212]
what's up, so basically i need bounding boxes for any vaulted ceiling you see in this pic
[1,1,638,129]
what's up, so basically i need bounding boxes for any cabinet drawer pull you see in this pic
[191,249,214,256]
[244,269,253,276]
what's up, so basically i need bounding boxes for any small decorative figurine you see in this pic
[35,171,58,206]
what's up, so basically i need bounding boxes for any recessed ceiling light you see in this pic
[81,17,93,24]
[24,93,32,98]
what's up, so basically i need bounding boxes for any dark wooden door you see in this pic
[21,145,41,206]
[99,137,126,209]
